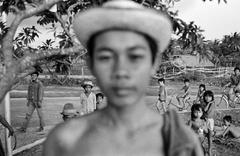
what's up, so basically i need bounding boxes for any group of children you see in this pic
[60,79,106,121]
[156,77,240,155]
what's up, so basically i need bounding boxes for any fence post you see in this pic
[81,67,84,76]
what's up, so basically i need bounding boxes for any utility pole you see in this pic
[2,11,12,156]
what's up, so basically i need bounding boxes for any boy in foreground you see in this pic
[43,1,203,156]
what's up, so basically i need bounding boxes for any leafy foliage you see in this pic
[14,26,40,46]
[0,21,9,43]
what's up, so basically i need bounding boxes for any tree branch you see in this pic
[54,12,79,45]
[18,45,86,74]
[0,45,86,103]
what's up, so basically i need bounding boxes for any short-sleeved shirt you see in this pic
[80,92,96,114]
[158,85,167,102]
[27,80,44,103]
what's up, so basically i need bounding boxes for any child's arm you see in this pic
[0,115,14,136]
[222,126,230,137]
[204,101,214,114]
[182,87,189,98]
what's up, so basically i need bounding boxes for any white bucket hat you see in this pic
[73,0,172,53]
[82,80,94,88]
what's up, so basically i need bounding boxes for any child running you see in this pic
[194,84,206,105]
[201,90,215,132]
[188,104,212,156]
[156,78,167,113]
[43,1,204,156]
[176,78,190,110]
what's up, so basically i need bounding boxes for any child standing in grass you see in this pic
[194,84,206,105]
[156,78,167,113]
[202,90,215,132]
[79,80,96,115]
[176,79,190,110]
[188,104,212,156]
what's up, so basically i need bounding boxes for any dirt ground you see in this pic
[2,83,240,155]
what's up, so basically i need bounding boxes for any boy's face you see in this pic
[31,74,38,81]
[62,114,76,121]
[194,109,203,118]
[184,82,189,86]
[200,86,204,91]
[234,69,240,75]
[84,85,92,93]
[91,30,153,107]
[97,96,103,104]
[205,95,212,103]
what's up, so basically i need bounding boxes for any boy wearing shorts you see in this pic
[156,78,167,113]
[176,79,190,110]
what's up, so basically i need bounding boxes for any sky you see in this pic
[174,0,240,40]
[2,0,240,47]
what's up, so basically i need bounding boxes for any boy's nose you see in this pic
[112,57,129,80]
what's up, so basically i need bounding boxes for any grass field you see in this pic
[2,83,240,155]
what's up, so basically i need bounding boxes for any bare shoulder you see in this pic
[43,113,101,156]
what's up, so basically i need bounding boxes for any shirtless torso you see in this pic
[223,125,240,138]
[43,109,165,156]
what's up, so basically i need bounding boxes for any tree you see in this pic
[0,0,227,104]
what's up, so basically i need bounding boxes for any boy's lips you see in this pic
[111,86,136,96]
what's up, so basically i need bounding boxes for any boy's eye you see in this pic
[96,53,113,61]
[129,54,144,61]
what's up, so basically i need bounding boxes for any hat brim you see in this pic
[73,7,172,53]
[61,109,78,116]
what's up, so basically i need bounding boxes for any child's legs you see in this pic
[176,94,184,108]
[22,102,35,129]
[36,107,45,128]
[161,101,167,112]
[183,96,190,108]
[207,118,214,131]
[156,100,161,112]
